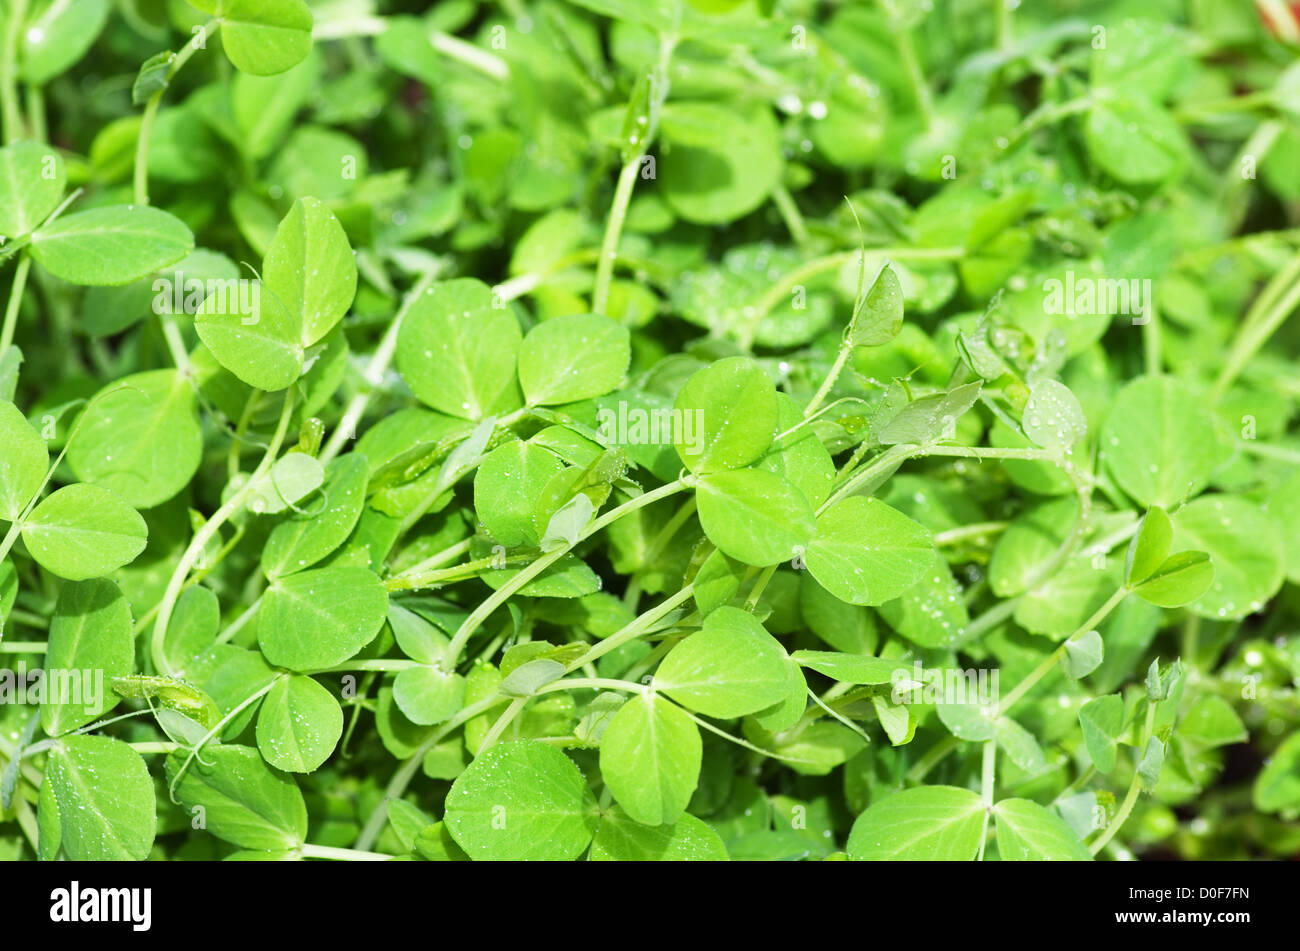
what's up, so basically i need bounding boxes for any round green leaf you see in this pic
[395,278,523,421]
[256,566,388,670]
[659,102,782,224]
[0,398,48,520]
[262,196,356,347]
[1253,732,1300,814]
[47,735,155,861]
[393,666,467,725]
[1100,376,1226,508]
[194,270,303,390]
[219,0,314,76]
[41,578,134,736]
[22,484,147,581]
[805,496,933,606]
[165,744,308,850]
[1125,505,1173,586]
[444,740,598,860]
[1084,97,1186,185]
[255,674,343,772]
[696,468,815,567]
[0,141,65,238]
[589,807,728,861]
[846,786,984,860]
[30,205,194,286]
[518,313,630,406]
[674,356,777,473]
[654,606,790,718]
[261,454,369,578]
[1079,694,1124,774]
[474,439,565,548]
[599,692,701,826]
[1172,495,1284,618]
[1022,379,1086,451]
[67,369,202,508]
[993,798,1092,861]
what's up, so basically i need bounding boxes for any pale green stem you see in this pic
[320,270,438,465]
[134,22,217,206]
[977,739,996,861]
[994,587,1128,718]
[151,390,295,676]
[1089,701,1157,854]
[0,0,27,144]
[0,254,31,356]
[300,843,395,861]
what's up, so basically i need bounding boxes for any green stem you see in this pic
[320,270,439,465]
[1089,701,1157,855]
[803,338,853,419]
[534,677,640,695]
[134,22,217,206]
[151,389,295,676]
[0,253,31,356]
[977,739,996,860]
[994,587,1128,717]
[1212,251,1300,399]
[440,479,687,669]
[0,0,27,144]
[300,843,394,861]
[771,184,811,248]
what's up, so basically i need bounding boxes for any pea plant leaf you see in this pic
[653,606,790,717]
[805,497,933,606]
[256,567,389,670]
[444,740,599,861]
[21,484,148,581]
[0,398,48,520]
[518,313,630,406]
[29,205,194,286]
[216,0,314,76]
[255,675,343,773]
[44,735,156,861]
[673,357,777,473]
[0,141,65,238]
[41,579,135,736]
[599,691,701,826]
[846,786,984,860]
[993,798,1093,861]
[695,467,815,567]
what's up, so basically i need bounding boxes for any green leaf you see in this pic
[878,551,968,649]
[791,650,910,686]
[132,50,172,105]
[194,278,302,390]
[848,263,904,347]
[1125,506,1173,586]
[654,606,790,718]
[1063,630,1104,679]
[243,452,324,516]
[805,496,933,606]
[518,313,630,406]
[67,369,202,508]
[1137,736,1165,791]
[599,692,701,826]
[0,141,65,238]
[993,798,1092,860]
[22,484,147,581]
[444,740,598,860]
[261,454,369,578]
[1022,379,1086,451]
[1078,694,1123,774]
[474,439,565,548]
[846,786,984,860]
[0,398,47,520]
[395,278,523,421]
[1084,97,1186,185]
[996,717,1047,773]
[218,0,314,76]
[936,702,997,741]
[674,356,777,473]
[1171,496,1283,618]
[695,468,815,567]
[262,197,357,347]
[29,205,194,286]
[988,496,1078,597]
[166,745,308,850]
[1100,376,1226,508]
[393,667,467,725]
[1253,732,1300,814]
[16,0,111,85]
[659,102,782,224]
[1132,551,1215,608]
[589,807,729,861]
[1178,696,1247,749]
[255,674,342,772]
[46,735,155,861]
[41,579,134,736]
[256,566,388,670]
